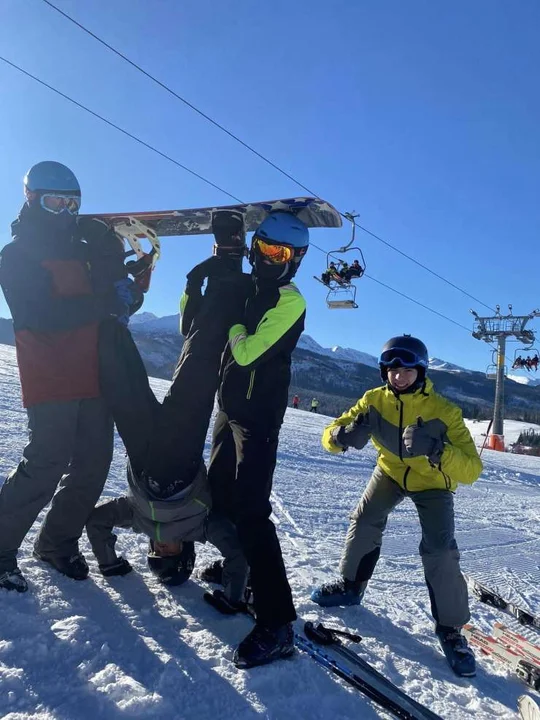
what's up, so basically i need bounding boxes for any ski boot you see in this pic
[436,625,476,677]
[233,622,295,668]
[99,557,133,577]
[203,589,248,615]
[0,568,28,593]
[33,550,89,581]
[311,578,365,607]
[211,209,246,272]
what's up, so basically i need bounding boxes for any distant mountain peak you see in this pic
[428,357,470,374]
[130,311,158,325]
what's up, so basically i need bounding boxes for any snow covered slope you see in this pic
[0,343,539,719]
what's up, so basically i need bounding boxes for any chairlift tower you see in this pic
[470,305,540,451]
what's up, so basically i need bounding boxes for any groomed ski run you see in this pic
[0,347,540,718]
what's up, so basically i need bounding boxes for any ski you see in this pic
[493,623,540,666]
[296,623,442,720]
[462,625,540,691]
[465,576,540,630]
[519,694,540,720]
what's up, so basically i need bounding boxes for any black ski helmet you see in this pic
[147,541,195,586]
[378,335,429,386]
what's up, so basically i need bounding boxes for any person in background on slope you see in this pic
[0,161,134,593]
[292,394,300,410]
[311,335,482,678]
[311,397,319,413]
[205,212,308,668]
[89,210,251,612]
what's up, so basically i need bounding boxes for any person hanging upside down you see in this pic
[86,210,252,612]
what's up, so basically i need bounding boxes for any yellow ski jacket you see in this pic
[322,378,482,492]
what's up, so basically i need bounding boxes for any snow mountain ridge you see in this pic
[134,314,469,374]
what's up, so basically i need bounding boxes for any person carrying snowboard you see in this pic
[311,335,482,677]
[0,162,135,593]
[205,212,309,668]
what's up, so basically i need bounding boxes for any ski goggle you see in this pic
[40,193,81,215]
[379,347,428,368]
[253,237,294,264]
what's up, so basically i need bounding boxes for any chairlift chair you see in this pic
[512,344,540,371]
[486,364,508,380]
[314,212,366,310]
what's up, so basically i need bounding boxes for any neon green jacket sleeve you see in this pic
[179,287,203,336]
[439,406,483,485]
[228,287,306,371]
[322,393,370,453]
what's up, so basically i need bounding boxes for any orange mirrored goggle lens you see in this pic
[254,238,294,264]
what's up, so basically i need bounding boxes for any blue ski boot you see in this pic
[233,623,294,668]
[311,578,364,608]
[436,625,476,677]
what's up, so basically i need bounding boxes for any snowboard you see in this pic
[87,196,343,238]
[519,695,540,720]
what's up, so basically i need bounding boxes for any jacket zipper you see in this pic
[398,399,404,461]
[403,467,410,491]
[246,370,255,399]
[245,314,268,400]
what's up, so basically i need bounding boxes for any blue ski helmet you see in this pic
[250,211,309,283]
[255,211,309,249]
[24,161,81,196]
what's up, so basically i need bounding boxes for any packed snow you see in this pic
[0,343,539,719]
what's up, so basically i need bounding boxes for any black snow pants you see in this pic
[207,410,296,628]
[98,275,249,496]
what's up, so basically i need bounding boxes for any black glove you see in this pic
[331,414,371,450]
[186,256,231,288]
[99,556,133,577]
[402,416,444,464]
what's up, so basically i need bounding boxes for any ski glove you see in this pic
[331,414,371,450]
[99,556,133,577]
[402,416,445,464]
[113,279,137,326]
[186,256,228,288]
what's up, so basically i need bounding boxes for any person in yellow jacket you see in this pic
[311,335,482,678]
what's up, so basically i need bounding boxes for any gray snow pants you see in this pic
[0,398,113,572]
[340,467,470,628]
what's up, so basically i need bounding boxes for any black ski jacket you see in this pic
[218,281,306,430]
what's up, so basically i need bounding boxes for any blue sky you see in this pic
[1,0,539,372]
